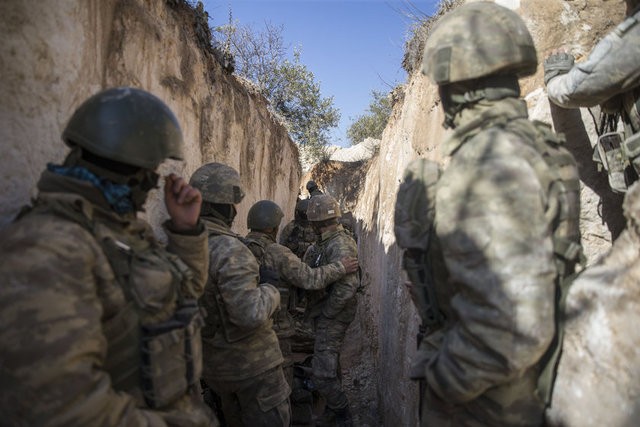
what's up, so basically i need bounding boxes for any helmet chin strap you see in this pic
[439,75,521,129]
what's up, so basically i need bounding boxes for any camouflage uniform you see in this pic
[0,175,212,427]
[303,224,359,419]
[279,219,317,260]
[409,4,582,426]
[422,98,581,427]
[546,5,640,131]
[545,4,640,192]
[0,87,215,427]
[199,216,290,427]
[244,230,348,381]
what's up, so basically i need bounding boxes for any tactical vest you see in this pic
[23,196,204,409]
[476,116,584,405]
[284,223,316,259]
[203,228,276,344]
[242,236,294,337]
[395,116,583,406]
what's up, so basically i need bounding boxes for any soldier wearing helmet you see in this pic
[279,198,317,259]
[544,0,640,193]
[302,194,360,426]
[242,200,357,415]
[0,87,215,425]
[407,2,582,426]
[306,180,324,197]
[191,163,290,426]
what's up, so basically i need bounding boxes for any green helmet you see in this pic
[189,162,245,204]
[62,87,183,170]
[421,2,537,85]
[247,200,284,230]
[306,194,341,222]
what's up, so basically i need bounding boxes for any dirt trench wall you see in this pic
[0,0,301,234]
[308,1,626,426]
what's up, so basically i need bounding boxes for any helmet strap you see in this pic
[202,202,237,227]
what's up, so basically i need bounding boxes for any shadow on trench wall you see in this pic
[339,195,421,426]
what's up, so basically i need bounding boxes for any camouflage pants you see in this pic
[311,300,356,411]
[208,366,291,427]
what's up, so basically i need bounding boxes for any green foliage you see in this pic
[215,20,339,162]
[346,90,392,145]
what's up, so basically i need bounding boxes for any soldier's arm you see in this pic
[273,243,347,290]
[546,17,640,108]
[0,221,166,426]
[212,237,280,330]
[164,221,209,299]
[321,239,360,319]
[426,139,556,404]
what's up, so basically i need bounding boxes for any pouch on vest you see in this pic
[623,131,640,178]
[141,300,204,408]
[595,131,629,193]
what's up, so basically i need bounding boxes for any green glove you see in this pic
[544,52,575,85]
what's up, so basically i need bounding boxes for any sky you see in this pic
[201,0,440,147]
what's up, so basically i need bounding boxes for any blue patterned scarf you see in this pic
[47,164,134,213]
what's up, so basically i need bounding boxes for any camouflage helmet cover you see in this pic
[306,194,341,222]
[62,87,184,170]
[247,200,284,230]
[421,2,538,85]
[189,162,245,204]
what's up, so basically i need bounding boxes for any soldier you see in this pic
[306,180,324,197]
[190,163,290,427]
[243,200,359,425]
[303,194,360,427]
[403,2,582,426]
[544,0,640,192]
[279,198,317,259]
[0,87,215,426]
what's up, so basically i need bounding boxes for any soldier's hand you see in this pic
[164,173,202,231]
[340,256,359,274]
[544,48,575,85]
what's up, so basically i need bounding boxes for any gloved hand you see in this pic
[258,265,280,286]
[544,50,575,85]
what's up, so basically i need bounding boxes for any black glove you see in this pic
[544,52,575,85]
[259,265,280,286]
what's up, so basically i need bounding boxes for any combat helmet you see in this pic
[189,162,245,204]
[62,87,183,170]
[306,194,341,222]
[295,198,311,220]
[247,200,284,230]
[421,2,537,85]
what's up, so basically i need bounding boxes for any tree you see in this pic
[215,20,339,161]
[346,90,392,145]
